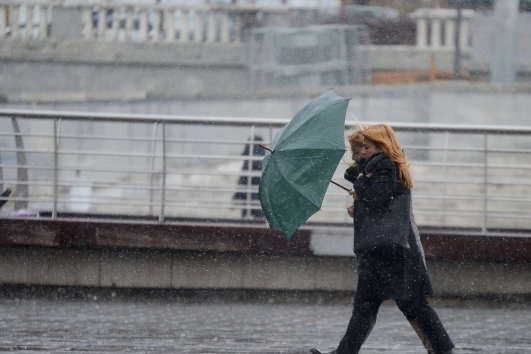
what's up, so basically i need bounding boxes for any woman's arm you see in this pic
[344,165,362,184]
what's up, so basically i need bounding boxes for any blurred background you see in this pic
[0,0,531,308]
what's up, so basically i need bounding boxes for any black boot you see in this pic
[309,349,336,354]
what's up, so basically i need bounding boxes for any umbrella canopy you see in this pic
[259,90,350,239]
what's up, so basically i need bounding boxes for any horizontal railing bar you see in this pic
[3,109,531,135]
[415,177,531,186]
[0,109,291,126]
[57,134,266,146]
[415,194,531,202]
[411,161,531,170]
[406,145,531,155]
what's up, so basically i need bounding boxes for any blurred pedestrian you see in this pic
[232,135,265,219]
[310,124,454,354]
[0,188,11,209]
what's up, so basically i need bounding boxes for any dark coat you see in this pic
[345,153,433,300]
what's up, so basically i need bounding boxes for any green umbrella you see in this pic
[258,90,350,240]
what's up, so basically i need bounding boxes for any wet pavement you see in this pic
[0,296,530,353]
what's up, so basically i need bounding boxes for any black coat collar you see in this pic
[365,152,387,173]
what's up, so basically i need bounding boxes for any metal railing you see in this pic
[1,108,531,236]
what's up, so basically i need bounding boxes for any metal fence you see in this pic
[1,108,531,236]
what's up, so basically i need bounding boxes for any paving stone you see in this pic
[0,299,529,353]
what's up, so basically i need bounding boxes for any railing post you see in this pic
[482,133,488,233]
[149,122,159,216]
[442,131,450,227]
[11,117,28,210]
[159,121,166,223]
[52,118,59,220]
[244,126,256,219]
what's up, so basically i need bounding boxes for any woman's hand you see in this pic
[349,189,358,200]
[347,204,354,218]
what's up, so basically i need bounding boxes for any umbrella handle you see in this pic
[259,144,273,153]
[330,180,351,192]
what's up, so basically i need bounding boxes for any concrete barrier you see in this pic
[1,219,530,299]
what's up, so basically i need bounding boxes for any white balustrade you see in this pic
[0,0,287,44]
[413,8,474,51]
[0,2,475,51]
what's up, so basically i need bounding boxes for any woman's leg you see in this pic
[336,294,383,354]
[396,297,454,353]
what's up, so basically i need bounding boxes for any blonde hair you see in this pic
[362,124,413,189]
[345,125,366,166]
[347,125,365,149]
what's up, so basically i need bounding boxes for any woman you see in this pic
[310,124,455,354]
[343,126,366,222]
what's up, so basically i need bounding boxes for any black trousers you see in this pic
[336,294,454,354]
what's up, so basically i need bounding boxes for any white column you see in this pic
[152,10,161,41]
[220,10,229,43]
[82,8,92,40]
[233,12,241,44]
[11,6,20,39]
[0,7,5,39]
[194,10,203,42]
[444,17,455,49]
[125,8,134,41]
[25,5,34,40]
[97,8,106,39]
[165,9,175,43]
[39,5,48,39]
[180,9,189,43]
[207,10,216,43]
[416,17,428,49]
[459,19,469,51]
[110,7,120,41]
[430,17,442,49]
[138,9,148,41]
